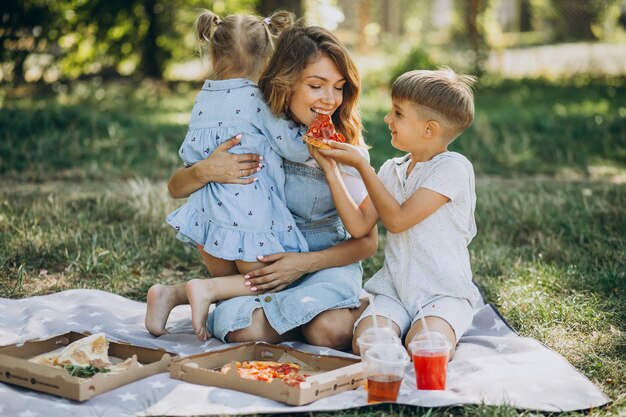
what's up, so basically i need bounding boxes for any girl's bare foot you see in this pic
[186,279,215,341]
[145,284,177,336]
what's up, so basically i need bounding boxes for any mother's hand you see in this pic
[197,134,262,185]
[167,134,263,198]
[243,252,312,293]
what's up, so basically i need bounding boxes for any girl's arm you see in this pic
[258,104,310,163]
[309,146,378,238]
[243,225,378,292]
[320,141,448,233]
[168,135,262,198]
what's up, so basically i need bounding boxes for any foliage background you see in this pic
[0,0,625,416]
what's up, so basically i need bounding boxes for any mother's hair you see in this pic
[258,21,363,145]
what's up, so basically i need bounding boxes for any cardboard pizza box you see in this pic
[0,332,174,401]
[170,342,364,406]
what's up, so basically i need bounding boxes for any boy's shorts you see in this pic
[354,294,473,343]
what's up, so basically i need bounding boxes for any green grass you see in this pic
[0,78,625,416]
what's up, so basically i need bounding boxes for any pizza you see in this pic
[29,333,135,377]
[303,113,347,149]
[221,360,308,386]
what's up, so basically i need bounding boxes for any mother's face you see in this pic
[288,54,345,127]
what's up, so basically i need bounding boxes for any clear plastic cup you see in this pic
[409,331,451,390]
[362,343,409,403]
[356,326,400,357]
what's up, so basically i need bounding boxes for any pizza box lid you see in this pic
[0,331,175,401]
[170,342,364,406]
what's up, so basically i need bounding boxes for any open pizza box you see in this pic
[170,342,364,406]
[0,332,174,401]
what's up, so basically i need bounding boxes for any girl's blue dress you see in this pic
[208,160,365,341]
[166,78,310,261]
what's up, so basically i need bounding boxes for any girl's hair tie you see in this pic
[263,17,271,25]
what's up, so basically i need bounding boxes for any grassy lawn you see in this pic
[0,77,624,416]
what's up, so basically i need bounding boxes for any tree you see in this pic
[549,0,623,41]
[257,0,303,18]
[0,1,59,83]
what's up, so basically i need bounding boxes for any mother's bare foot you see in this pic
[145,284,177,336]
[186,279,215,341]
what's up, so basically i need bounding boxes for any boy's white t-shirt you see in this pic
[364,151,480,318]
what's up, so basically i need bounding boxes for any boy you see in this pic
[311,67,481,358]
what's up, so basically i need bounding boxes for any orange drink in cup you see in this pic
[362,343,409,403]
[409,331,451,390]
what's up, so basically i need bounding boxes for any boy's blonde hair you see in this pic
[392,67,477,141]
[258,22,363,146]
[195,10,294,81]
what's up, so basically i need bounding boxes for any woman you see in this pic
[146,22,377,350]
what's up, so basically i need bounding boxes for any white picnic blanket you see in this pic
[0,289,610,416]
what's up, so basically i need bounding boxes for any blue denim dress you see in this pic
[166,79,310,261]
[208,160,364,341]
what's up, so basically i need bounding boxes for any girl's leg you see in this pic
[301,299,369,350]
[187,249,266,340]
[145,282,188,336]
[404,316,457,360]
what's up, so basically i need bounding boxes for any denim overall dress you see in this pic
[208,160,364,341]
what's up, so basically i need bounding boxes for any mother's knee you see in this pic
[224,309,281,343]
[302,310,353,350]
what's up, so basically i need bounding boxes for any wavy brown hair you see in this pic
[258,21,363,145]
[195,10,294,81]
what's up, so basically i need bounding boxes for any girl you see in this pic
[147,22,377,349]
[153,10,311,340]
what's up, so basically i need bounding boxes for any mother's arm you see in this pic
[243,226,378,293]
[168,135,262,198]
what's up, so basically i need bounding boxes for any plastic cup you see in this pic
[409,331,451,390]
[362,343,409,403]
[356,326,400,357]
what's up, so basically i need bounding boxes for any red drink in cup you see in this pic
[409,331,451,390]
[412,350,448,390]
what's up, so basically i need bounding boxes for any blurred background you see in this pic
[3,0,626,84]
[1,3,625,408]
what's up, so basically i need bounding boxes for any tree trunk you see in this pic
[257,0,303,18]
[519,0,532,32]
[357,0,372,52]
[383,0,401,37]
[138,0,163,78]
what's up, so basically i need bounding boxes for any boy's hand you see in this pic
[308,144,338,173]
[318,140,366,169]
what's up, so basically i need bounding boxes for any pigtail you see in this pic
[266,11,294,35]
[194,9,221,55]
[263,11,294,50]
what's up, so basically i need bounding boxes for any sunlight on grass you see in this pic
[553,99,610,117]
[1,78,625,416]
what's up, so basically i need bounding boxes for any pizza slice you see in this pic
[29,333,137,377]
[303,113,347,150]
[29,334,110,368]
[220,360,308,386]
